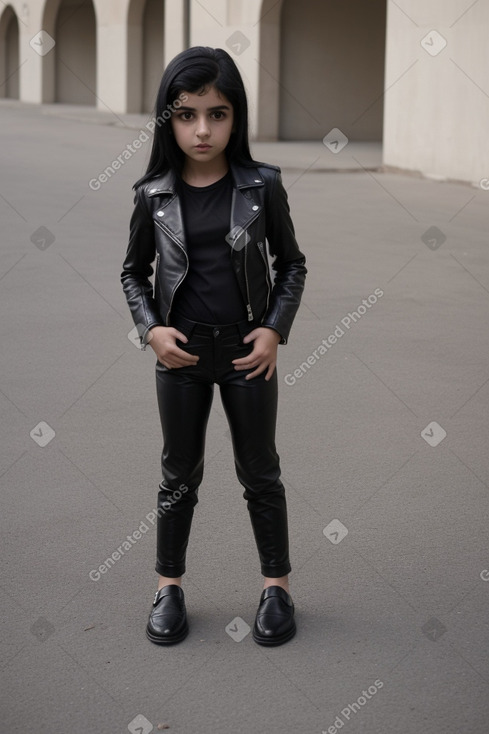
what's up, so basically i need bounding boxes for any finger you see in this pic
[265,362,276,381]
[172,356,196,367]
[232,348,262,367]
[242,329,258,344]
[244,362,268,380]
[159,357,181,369]
[171,328,188,344]
[233,359,260,371]
[232,354,256,367]
[240,362,269,380]
[172,345,199,362]
[161,351,198,368]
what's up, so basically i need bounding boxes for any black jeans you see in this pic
[154,313,291,579]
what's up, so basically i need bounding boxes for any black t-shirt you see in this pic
[171,171,247,324]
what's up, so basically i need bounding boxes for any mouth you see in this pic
[195,144,212,150]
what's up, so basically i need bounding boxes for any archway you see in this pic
[127,0,164,113]
[0,5,20,99]
[55,0,96,104]
[256,0,283,140]
[41,0,97,104]
[279,0,386,140]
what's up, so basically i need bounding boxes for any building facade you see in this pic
[1,0,488,184]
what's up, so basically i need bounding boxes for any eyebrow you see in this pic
[176,105,231,112]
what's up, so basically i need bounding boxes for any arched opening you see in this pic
[127,0,165,113]
[142,0,164,112]
[278,0,386,140]
[256,0,283,140]
[41,0,97,104]
[0,5,20,99]
[54,0,97,104]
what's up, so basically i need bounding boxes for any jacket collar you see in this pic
[144,162,265,197]
[145,163,265,253]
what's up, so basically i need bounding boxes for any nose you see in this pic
[196,115,210,138]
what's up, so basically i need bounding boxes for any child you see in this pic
[121,46,306,646]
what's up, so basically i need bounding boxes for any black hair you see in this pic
[133,46,258,189]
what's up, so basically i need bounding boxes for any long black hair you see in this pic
[133,46,258,189]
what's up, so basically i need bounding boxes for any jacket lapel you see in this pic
[145,164,265,250]
[229,163,264,236]
[146,172,186,250]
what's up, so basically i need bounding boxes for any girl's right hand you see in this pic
[147,326,199,369]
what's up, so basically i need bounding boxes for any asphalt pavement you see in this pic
[1,99,489,734]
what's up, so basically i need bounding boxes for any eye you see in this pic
[211,111,226,120]
[177,111,193,121]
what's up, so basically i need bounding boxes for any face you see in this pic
[170,86,234,167]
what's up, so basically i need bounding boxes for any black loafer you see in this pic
[146,585,189,645]
[252,586,296,646]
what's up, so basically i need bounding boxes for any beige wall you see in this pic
[1,0,488,183]
[188,0,262,137]
[382,0,489,183]
[279,0,386,140]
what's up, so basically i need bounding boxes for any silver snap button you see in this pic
[252,205,259,211]
[254,179,261,183]
[150,188,157,193]
[213,328,220,337]
[156,210,164,217]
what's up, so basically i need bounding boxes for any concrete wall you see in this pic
[0,0,487,183]
[383,0,489,183]
[188,0,263,138]
[279,0,386,141]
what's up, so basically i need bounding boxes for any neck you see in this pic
[182,154,229,187]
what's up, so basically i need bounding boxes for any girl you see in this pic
[121,46,306,646]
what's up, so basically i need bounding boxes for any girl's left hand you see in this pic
[232,327,281,381]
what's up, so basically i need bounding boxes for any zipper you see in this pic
[256,241,271,314]
[230,193,263,321]
[244,242,253,321]
[153,252,160,299]
[155,220,189,324]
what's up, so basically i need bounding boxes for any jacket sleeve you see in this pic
[120,186,165,349]
[261,168,307,344]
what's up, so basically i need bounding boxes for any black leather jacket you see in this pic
[121,161,306,347]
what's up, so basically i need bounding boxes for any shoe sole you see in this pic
[252,622,296,646]
[146,622,189,645]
